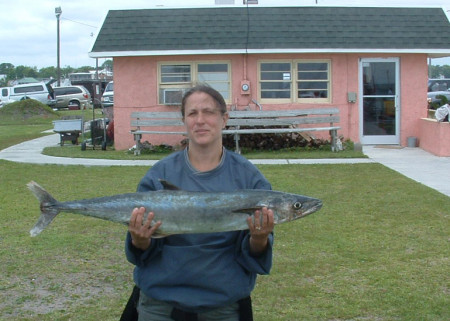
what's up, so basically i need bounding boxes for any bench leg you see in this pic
[134,134,142,156]
[234,133,241,154]
[330,129,337,152]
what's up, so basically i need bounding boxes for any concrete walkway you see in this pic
[0,133,449,197]
[0,133,375,166]
[363,145,450,197]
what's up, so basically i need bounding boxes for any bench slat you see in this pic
[131,119,184,127]
[131,116,339,127]
[132,127,340,136]
[131,111,182,118]
[222,127,340,135]
[131,108,339,120]
[132,130,187,135]
[227,116,339,126]
[228,108,339,118]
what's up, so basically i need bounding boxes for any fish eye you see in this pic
[293,202,302,210]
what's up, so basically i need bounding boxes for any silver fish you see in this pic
[27,180,322,237]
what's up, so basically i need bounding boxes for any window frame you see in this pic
[258,59,331,104]
[158,61,231,105]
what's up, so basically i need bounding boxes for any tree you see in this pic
[38,66,57,79]
[14,65,38,79]
[0,63,14,75]
[0,63,16,82]
[62,66,76,78]
[77,66,94,73]
[101,59,113,71]
[429,64,450,78]
[441,65,450,78]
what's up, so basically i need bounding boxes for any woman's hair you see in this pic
[180,84,227,118]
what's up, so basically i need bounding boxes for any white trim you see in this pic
[89,48,450,59]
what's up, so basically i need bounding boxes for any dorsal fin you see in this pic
[159,179,181,190]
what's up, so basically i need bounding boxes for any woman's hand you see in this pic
[247,207,274,256]
[128,207,162,251]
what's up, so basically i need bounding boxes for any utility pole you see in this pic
[55,7,62,87]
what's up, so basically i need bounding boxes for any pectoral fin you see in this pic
[232,207,264,215]
[151,233,170,239]
[159,179,181,190]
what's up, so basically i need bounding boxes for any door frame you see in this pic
[359,57,400,145]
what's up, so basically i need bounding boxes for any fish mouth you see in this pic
[302,199,323,216]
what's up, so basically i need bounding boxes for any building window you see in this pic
[259,60,331,103]
[260,62,292,100]
[161,65,191,83]
[159,62,230,105]
[297,62,330,100]
[197,63,230,100]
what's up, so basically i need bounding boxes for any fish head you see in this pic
[271,192,323,224]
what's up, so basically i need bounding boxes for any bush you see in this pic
[429,94,449,110]
[0,99,59,124]
[222,129,330,151]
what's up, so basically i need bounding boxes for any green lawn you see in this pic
[0,161,448,320]
[42,144,366,160]
[0,101,99,151]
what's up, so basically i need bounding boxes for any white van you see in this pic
[0,87,12,107]
[8,80,56,107]
[101,81,114,107]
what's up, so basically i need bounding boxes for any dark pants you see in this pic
[120,286,253,321]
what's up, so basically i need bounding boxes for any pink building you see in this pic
[90,6,450,156]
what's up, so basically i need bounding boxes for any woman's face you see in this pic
[183,91,228,149]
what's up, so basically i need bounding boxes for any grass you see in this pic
[0,102,105,151]
[0,161,448,320]
[0,103,449,320]
[42,144,365,160]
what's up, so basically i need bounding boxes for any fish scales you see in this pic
[27,181,323,237]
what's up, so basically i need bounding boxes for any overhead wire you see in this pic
[61,17,98,29]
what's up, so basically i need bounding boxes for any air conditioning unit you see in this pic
[163,89,184,105]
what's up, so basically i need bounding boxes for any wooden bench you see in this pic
[130,108,340,155]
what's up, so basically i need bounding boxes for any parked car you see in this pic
[53,85,91,109]
[427,91,450,105]
[0,86,12,107]
[428,78,450,92]
[8,80,56,107]
[101,81,114,107]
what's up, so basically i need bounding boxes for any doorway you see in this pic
[359,58,400,145]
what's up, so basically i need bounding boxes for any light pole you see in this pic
[55,7,62,87]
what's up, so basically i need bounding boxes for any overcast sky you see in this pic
[1,0,450,70]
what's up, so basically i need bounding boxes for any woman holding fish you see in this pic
[125,85,274,321]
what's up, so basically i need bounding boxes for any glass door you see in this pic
[359,58,400,145]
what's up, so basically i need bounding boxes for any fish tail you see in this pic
[27,181,60,237]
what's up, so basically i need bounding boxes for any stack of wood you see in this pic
[222,127,327,151]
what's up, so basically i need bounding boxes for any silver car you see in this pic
[54,85,92,109]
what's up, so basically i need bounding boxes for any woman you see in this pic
[125,84,274,321]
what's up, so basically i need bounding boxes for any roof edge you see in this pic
[89,48,450,59]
